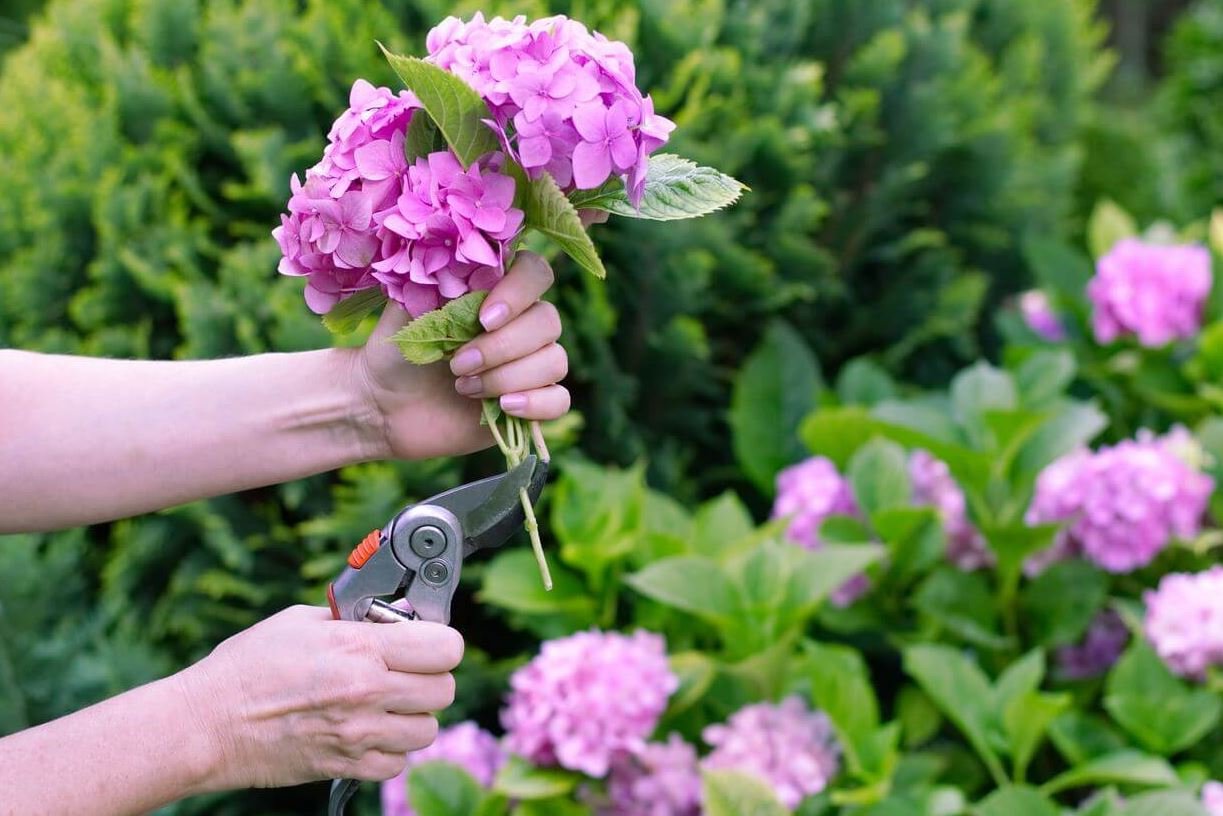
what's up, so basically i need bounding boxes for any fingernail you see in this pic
[500,393,528,413]
[455,375,483,396]
[481,302,510,331]
[451,347,483,376]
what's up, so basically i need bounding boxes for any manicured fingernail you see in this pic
[500,393,528,413]
[451,347,483,376]
[481,302,510,331]
[455,375,483,396]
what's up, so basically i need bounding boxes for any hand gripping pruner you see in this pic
[325,455,548,816]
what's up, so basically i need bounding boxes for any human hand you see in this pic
[177,605,463,790]
[353,250,571,460]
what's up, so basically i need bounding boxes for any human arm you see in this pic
[0,606,462,815]
[0,252,567,533]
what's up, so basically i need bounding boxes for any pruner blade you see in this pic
[420,455,547,557]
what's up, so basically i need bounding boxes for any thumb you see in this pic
[367,301,411,345]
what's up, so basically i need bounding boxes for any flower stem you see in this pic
[520,485,552,590]
[530,420,550,463]
[484,401,552,590]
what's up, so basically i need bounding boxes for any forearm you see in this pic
[0,348,385,532]
[0,673,222,816]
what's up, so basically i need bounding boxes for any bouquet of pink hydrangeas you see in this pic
[274,14,744,586]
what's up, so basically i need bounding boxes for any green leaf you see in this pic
[1013,402,1107,480]
[1116,791,1210,816]
[566,154,746,220]
[872,506,944,579]
[788,543,885,612]
[1018,560,1109,647]
[668,651,718,714]
[1088,199,1138,258]
[1048,711,1129,766]
[1014,350,1076,410]
[405,111,446,163]
[977,785,1060,816]
[896,685,942,747]
[1003,691,1070,782]
[903,644,1007,786]
[692,492,756,558]
[973,782,1061,816]
[379,47,498,168]
[625,556,741,624]
[1040,751,1179,797]
[511,798,591,816]
[408,761,485,816]
[1104,641,1223,755]
[702,770,788,816]
[804,641,885,777]
[836,357,898,406]
[950,362,1017,449]
[493,755,580,800]
[1022,234,1094,305]
[321,287,388,335]
[848,438,911,516]
[524,172,606,279]
[478,549,597,622]
[730,320,823,493]
[389,291,488,364]
[913,568,1012,651]
[800,407,884,468]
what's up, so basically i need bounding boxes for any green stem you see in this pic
[520,485,552,590]
[530,420,550,463]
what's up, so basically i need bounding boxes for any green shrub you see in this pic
[1162,0,1223,218]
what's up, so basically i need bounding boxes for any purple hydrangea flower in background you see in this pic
[381,721,505,816]
[701,696,840,810]
[908,450,994,571]
[1025,427,1213,574]
[372,150,524,316]
[1202,781,1223,816]
[772,457,869,606]
[1018,290,1067,342]
[1088,238,1212,347]
[604,734,702,816]
[1144,566,1223,679]
[427,14,675,204]
[501,629,678,778]
[1055,609,1129,680]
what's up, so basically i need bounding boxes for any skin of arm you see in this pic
[0,252,569,533]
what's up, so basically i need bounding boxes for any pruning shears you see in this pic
[325,455,548,816]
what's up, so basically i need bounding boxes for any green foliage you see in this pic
[391,291,489,364]
[1162,0,1223,219]
[567,153,746,220]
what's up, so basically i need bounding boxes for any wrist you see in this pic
[168,662,238,795]
[328,346,393,462]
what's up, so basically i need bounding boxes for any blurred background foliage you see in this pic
[0,0,1219,813]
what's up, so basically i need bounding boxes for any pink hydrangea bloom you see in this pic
[701,696,840,810]
[381,721,505,816]
[1202,780,1223,815]
[1019,290,1067,342]
[1144,567,1223,679]
[501,629,678,778]
[1055,609,1129,680]
[908,450,994,570]
[772,456,869,605]
[372,150,523,316]
[1088,238,1212,347]
[426,13,675,205]
[1025,427,1213,573]
[605,734,702,816]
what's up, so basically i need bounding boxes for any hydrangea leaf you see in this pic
[702,770,788,816]
[1038,750,1178,797]
[320,288,387,335]
[977,786,1060,816]
[1087,198,1138,258]
[567,154,747,220]
[389,291,488,365]
[407,761,484,815]
[524,172,606,279]
[491,755,579,800]
[379,46,499,168]
[404,111,446,164]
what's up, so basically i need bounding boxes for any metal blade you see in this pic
[411,456,546,557]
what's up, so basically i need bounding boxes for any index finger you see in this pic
[366,620,465,674]
[479,252,554,332]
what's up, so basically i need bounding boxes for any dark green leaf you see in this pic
[405,112,446,163]
[1014,349,1077,410]
[380,47,499,167]
[1048,711,1129,766]
[836,357,898,406]
[1104,641,1223,755]
[1022,234,1094,305]
[730,320,823,493]
[1019,560,1109,647]
[913,568,1012,651]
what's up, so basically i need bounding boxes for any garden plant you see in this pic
[2,0,1223,815]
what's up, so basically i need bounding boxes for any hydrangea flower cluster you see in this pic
[380,721,505,816]
[1055,609,1129,680]
[427,13,675,204]
[274,80,523,316]
[1018,290,1067,342]
[605,734,702,816]
[1144,566,1223,679]
[701,696,840,810]
[908,450,994,571]
[771,456,868,605]
[501,629,678,777]
[1203,780,1223,816]
[1088,238,1212,347]
[1025,427,1213,573]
